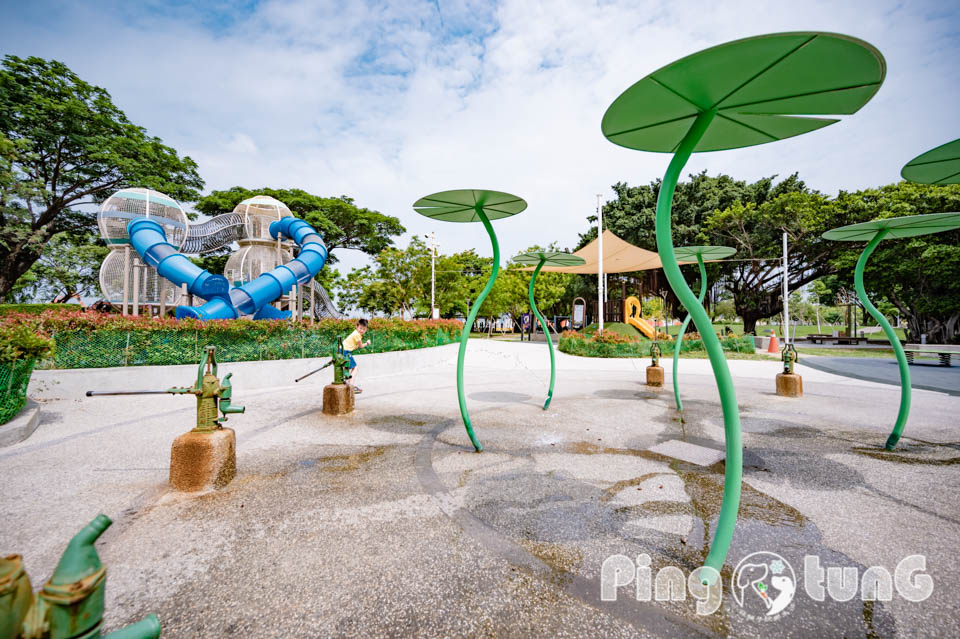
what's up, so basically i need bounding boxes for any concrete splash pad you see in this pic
[3,341,958,637]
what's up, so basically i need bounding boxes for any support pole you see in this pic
[597,193,604,335]
[655,109,741,576]
[159,277,167,317]
[673,254,707,412]
[131,262,140,317]
[121,246,131,316]
[783,231,789,345]
[855,229,910,450]
[528,258,556,409]
[455,206,500,452]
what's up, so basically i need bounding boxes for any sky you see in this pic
[2,0,959,277]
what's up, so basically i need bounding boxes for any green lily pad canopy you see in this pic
[822,212,960,241]
[513,251,585,411]
[413,189,527,223]
[602,32,885,153]
[901,138,960,185]
[412,188,526,452]
[512,251,587,267]
[673,245,736,261]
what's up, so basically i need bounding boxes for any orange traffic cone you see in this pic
[767,329,779,353]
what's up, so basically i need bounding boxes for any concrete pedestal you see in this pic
[776,373,803,397]
[645,365,665,388]
[323,384,355,415]
[169,427,236,492]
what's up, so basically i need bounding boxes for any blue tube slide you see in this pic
[126,217,328,320]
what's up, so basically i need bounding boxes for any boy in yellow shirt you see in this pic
[342,319,370,394]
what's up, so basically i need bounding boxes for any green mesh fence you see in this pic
[39,328,460,370]
[0,359,36,424]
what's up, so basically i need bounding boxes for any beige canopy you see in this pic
[519,230,691,273]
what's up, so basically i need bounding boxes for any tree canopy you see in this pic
[194,187,404,264]
[0,55,203,299]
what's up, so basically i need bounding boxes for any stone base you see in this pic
[645,365,665,387]
[776,373,803,397]
[323,383,355,415]
[169,428,236,492]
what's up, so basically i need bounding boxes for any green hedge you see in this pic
[558,334,755,358]
[0,304,83,316]
[10,314,463,369]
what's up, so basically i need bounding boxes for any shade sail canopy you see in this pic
[602,32,885,153]
[519,230,694,273]
[412,189,527,223]
[822,212,960,241]
[901,138,960,185]
[512,251,586,267]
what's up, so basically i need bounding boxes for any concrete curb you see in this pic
[0,399,41,447]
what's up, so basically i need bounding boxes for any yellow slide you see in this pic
[624,296,663,340]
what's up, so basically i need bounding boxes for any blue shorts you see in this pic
[344,350,357,369]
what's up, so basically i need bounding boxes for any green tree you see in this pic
[703,189,848,333]
[195,187,404,264]
[0,55,203,298]
[13,232,108,302]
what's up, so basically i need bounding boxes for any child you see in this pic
[342,318,371,393]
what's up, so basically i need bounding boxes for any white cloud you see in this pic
[2,0,958,279]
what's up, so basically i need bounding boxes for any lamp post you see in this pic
[597,193,603,334]
[425,232,440,319]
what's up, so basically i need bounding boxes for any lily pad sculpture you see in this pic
[413,189,527,452]
[602,32,885,576]
[824,213,960,450]
[671,246,735,412]
[513,251,586,409]
[901,138,960,185]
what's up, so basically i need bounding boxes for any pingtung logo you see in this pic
[732,551,797,620]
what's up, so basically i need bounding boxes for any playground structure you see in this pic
[413,189,528,452]
[512,251,586,409]
[602,31,886,577]
[86,346,244,491]
[622,296,659,339]
[96,190,341,321]
[0,515,161,639]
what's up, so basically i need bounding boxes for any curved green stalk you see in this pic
[855,229,910,450]
[456,206,500,452]
[673,254,707,412]
[528,258,555,409]
[656,109,741,578]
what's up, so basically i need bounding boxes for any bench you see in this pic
[805,334,862,345]
[904,344,960,367]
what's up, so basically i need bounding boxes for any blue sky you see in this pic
[2,0,959,276]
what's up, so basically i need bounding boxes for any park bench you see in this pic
[805,334,862,345]
[904,344,960,367]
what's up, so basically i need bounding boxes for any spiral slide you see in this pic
[127,217,328,320]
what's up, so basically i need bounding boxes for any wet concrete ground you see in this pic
[799,355,960,395]
[2,341,958,638]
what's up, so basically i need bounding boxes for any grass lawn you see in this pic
[665,322,907,343]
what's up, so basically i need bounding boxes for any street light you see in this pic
[424,232,440,319]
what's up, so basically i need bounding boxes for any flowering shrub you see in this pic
[558,331,755,359]
[0,324,55,363]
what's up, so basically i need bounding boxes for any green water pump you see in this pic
[650,340,662,367]
[781,342,798,375]
[0,515,161,638]
[294,337,353,385]
[86,346,244,433]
